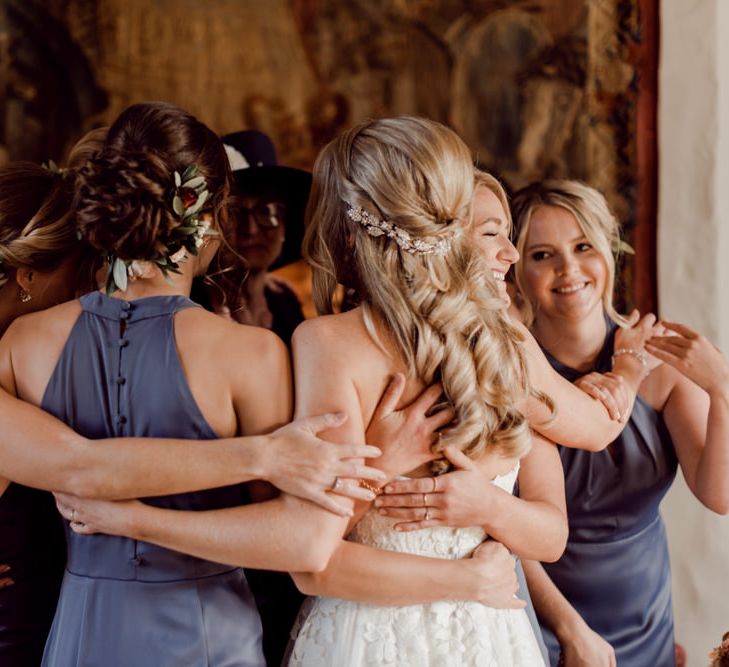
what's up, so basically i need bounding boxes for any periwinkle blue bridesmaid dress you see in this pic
[40,293,264,667]
[540,320,677,667]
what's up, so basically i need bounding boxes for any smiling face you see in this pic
[468,185,519,301]
[520,204,608,325]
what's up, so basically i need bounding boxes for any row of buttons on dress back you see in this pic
[116,301,132,429]
[117,301,142,568]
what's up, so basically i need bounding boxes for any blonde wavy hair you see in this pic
[473,169,513,232]
[304,116,533,467]
[511,179,630,328]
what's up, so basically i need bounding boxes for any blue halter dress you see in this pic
[540,321,678,666]
[40,293,264,667]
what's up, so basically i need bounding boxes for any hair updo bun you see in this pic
[74,102,231,261]
[76,150,179,260]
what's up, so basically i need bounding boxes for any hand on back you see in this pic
[364,374,453,481]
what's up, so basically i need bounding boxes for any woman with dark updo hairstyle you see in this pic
[0,102,395,667]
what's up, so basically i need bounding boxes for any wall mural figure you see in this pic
[0,0,107,163]
[0,0,655,310]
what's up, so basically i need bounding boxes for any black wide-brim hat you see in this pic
[222,130,312,270]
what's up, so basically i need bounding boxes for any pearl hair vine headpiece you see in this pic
[345,204,452,256]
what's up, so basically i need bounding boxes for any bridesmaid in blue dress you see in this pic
[510,180,729,667]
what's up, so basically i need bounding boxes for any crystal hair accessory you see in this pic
[103,164,217,295]
[346,205,451,256]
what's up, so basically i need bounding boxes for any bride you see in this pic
[286,116,564,666]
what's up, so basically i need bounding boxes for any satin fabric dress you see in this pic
[540,321,678,667]
[40,293,264,667]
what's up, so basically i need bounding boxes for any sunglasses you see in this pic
[235,202,286,230]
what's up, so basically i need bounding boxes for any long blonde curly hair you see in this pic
[304,117,533,467]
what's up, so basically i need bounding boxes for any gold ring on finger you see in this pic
[432,476,438,493]
[422,493,428,506]
[425,508,431,521]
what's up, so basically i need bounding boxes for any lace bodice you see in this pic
[287,462,545,667]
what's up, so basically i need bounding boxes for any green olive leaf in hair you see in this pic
[612,238,635,255]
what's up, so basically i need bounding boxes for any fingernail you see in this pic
[383,485,393,493]
[0,579,13,588]
[378,508,387,515]
[0,565,10,574]
[364,491,376,501]
[374,498,383,507]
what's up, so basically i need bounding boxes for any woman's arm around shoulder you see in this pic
[0,307,381,506]
[516,319,642,451]
[374,436,567,561]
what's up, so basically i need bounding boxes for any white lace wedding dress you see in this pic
[287,465,545,666]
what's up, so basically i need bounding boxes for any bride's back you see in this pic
[294,116,535,477]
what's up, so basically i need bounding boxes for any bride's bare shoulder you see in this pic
[293,308,370,349]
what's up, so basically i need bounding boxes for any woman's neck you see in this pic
[0,297,18,337]
[531,309,608,372]
[239,270,268,303]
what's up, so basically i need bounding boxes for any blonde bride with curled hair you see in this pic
[306,116,533,467]
[287,117,561,665]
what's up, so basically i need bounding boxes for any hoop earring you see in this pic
[19,289,32,303]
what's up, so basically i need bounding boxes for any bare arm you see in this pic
[293,539,524,609]
[0,323,383,506]
[56,320,365,573]
[647,321,729,514]
[376,436,567,562]
[519,320,646,451]
[484,435,567,561]
[57,491,341,572]
[522,559,616,667]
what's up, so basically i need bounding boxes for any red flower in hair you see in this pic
[178,187,198,208]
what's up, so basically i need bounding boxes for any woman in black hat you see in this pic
[191,130,312,664]
[192,130,310,346]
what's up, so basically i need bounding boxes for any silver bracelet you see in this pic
[611,347,649,369]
